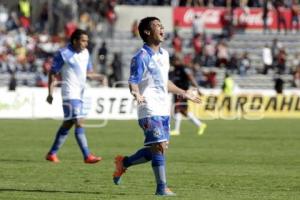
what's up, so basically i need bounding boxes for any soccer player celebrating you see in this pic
[45,29,104,164]
[113,17,201,196]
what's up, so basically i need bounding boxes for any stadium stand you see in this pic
[0,0,299,89]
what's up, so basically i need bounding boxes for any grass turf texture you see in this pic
[0,119,299,200]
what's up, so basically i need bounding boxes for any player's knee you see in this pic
[74,119,84,128]
[151,142,167,154]
[62,120,74,129]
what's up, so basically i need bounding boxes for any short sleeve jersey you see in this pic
[51,44,92,100]
[129,44,170,119]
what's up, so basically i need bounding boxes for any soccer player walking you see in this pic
[46,29,104,164]
[170,55,207,136]
[113,17,201,196]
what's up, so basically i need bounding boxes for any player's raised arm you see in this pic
[168,80,201,104]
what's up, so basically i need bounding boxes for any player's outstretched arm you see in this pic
[167,80,201,104]
[87,71,108,86]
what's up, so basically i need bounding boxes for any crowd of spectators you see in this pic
[1,0,300,90]
[0,0,118,89]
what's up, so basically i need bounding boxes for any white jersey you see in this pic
[51,44,92,101]
[129,44,170,119]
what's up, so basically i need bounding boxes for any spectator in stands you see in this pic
[172,30,183,54]
[227,53,239,74]
[274,0,287,34]
[203,36,216,67]
[192,15,205,37]
[262,44,273,74]
[222,72,234,96]
[0,3,9,31]
[35,57,51,87]
[193,63,208,87]
[18,0,32,31]
[109,52,123,87]
[64,20,77,39]
[105,1,117,38]
[220,7,234,39]
[274,74,284,94]
[98,41,108,75]
[37,2,49,33]
[8,72,17,91]
[262,0,272,34]
[6,11,19,31]
[291,53,300,73]
[239,52,252,76]
[276,47,287,74]
[290,0,299,33]
[206,70,217,88]
[174,20,180,34]
[271,38,281,67]
[292,65,300,88]
[192,33,202,55]
[216,40,229,68]
[131,20,139,38]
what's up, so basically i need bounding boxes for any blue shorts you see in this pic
[62,99,84,121]
[138,116,170,146]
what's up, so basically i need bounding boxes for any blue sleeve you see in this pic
[128,55,145,84]
[51,51,64,73]
[87,56,93,72]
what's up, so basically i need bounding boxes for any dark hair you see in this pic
[70,29,88,45]
[138,17,160,42]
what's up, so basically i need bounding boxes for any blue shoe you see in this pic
[155,187,176,196]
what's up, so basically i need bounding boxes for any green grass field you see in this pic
[0,119,299,200]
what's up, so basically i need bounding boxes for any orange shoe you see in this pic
[46,153,60,163]
[113,155,126,185]
[84,154,102,164]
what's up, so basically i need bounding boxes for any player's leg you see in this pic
[74,117,102,164]
[113,117,154,185]
[68,99,101,163]
[46,101,75,163]
[170,97,184,136]
[185,109,207,135]
[151,142,174,196]
[113,146,152,185]
[148,116,175,195]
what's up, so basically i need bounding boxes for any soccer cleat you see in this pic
[155,187,176,196]
[113,155,126,185]
[84,154,102,164]
[46,153,60,163]
[198,123,207,135]
[170,130,180,136]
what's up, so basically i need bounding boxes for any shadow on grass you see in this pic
[0,188,110,195]
[0,159,35,163]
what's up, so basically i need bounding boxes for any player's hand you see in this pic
[183,89,201,104]
[46,94,53,104]
[132,92,146,105]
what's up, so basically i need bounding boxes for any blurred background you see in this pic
[0,0,300,119]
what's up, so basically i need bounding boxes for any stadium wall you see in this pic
[1,88,300,120]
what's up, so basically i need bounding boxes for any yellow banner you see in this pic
[188,94,300,119]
